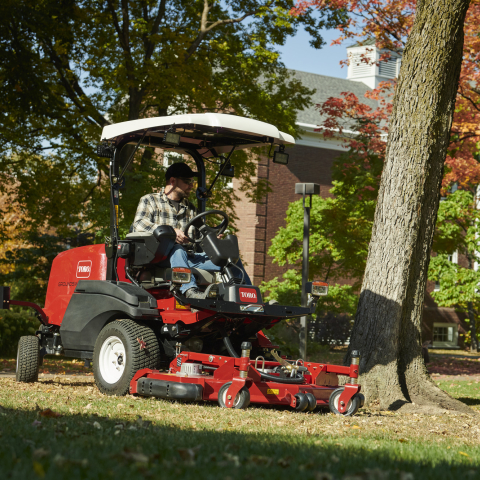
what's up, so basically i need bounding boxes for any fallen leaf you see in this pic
[459,451,470,457]
[32,461,45,478]
[248,455,273,466]
[351,425,361,429]
[39,409,62,419]
[178,445,202,463]
[93,421,101,430]
[33,448,50,459]
[84,404,92,410]
[122,450,149,463]
[278,456,293,468]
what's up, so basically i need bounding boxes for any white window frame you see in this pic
[432,322,458,348]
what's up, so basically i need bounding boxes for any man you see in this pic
[132,162,251,298]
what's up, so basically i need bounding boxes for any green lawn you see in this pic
[1,372,479,480]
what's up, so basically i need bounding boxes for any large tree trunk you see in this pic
[348,0,472,414]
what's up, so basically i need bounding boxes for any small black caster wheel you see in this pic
[218,382,250,409]
[294,393,309,412]
[305,392,317,411]
[329,387,362,416]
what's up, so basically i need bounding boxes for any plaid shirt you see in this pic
[132,188,197,244]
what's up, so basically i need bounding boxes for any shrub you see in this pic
[0,310,40,357]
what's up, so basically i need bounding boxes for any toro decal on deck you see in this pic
[239,288,258,303]
[76,260,92,279]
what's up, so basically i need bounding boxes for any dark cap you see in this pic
[165,162,198,181]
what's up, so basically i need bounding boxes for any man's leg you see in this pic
[188,254,252,286]
[168,245,199,293]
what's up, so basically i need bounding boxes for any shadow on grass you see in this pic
[456,397,480,406]
[0,405,478,480]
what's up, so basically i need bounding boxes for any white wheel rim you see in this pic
[222,387,241,407]
[99,336,126,384]
[333,391,352,412]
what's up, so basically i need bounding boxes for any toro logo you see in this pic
[76,260,92,279]
[239,288,258,303]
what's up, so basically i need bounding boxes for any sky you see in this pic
[276,27,347,79]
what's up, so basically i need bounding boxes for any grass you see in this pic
[1,356,480,480]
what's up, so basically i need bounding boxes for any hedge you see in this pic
[0,311,40,357]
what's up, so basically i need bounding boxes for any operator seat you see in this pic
[124,230,215,287]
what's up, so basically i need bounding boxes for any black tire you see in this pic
[305,392,317,411]
[93,320,160,396]
[294,393,309,412]
[16,336,40,383]
[328,387,361,416]
[217,381,250,409]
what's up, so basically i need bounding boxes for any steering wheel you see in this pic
[183,210,229,244]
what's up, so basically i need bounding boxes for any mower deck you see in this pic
[129,351,362,412]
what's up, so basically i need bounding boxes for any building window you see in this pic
[432,323,458,348]
[434,281,440,292]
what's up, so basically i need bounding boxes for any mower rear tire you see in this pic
[328,387,361,416]
[218,382,250,409]
[93,320,160,396]
[16,336,40,383]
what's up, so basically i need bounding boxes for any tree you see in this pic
[0,0,345,300]
[428,189,480,352]
[345,0,472,413]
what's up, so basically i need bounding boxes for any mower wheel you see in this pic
[305,392,317,411]
[218,382,250,409]
[16,336,40,383]
[294,393,309,412]
[328,387,361,416]
[93,320,160,396]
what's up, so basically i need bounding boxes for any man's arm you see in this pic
[133,195,190,245]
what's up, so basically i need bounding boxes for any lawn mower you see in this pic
[1,113,363,415]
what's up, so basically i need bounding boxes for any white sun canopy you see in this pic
[100,113,295,156]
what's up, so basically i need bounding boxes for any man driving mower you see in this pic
[132,162,251,299]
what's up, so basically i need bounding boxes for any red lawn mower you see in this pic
[1,113,363,415]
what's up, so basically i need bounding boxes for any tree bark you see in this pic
[348,0,473,414]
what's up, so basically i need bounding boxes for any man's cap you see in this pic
[165,162,198,181]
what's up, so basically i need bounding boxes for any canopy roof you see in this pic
[101,113,295,157]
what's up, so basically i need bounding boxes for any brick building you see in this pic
[233,43,468,349]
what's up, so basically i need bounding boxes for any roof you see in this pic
[289,70,380,126]
[100,113,294,157]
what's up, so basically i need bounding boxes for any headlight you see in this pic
[307,281,329,296]
[171,267,191,284]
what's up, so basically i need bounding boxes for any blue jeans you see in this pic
[166,244,252,293]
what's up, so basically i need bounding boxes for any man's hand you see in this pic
[174,228,190,245]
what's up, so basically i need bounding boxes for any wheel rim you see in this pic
[333,390,352,413]
[222,386,241,407]
[99,336,126,384]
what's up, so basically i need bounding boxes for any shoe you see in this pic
[184,287,206,300]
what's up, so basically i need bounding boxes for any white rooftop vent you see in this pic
[347,41,402,89]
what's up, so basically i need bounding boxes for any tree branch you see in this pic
[41,38,110,127]
[184,0,275,62]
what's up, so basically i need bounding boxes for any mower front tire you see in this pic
[93,320,160,396]
[218,382,250,409]
[16,336,40,383]
[328,387,362,416]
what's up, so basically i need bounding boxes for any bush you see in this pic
[0,310,40,357]
[310,312,352,346]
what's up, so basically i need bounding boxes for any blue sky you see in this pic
[276,27,347,79]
